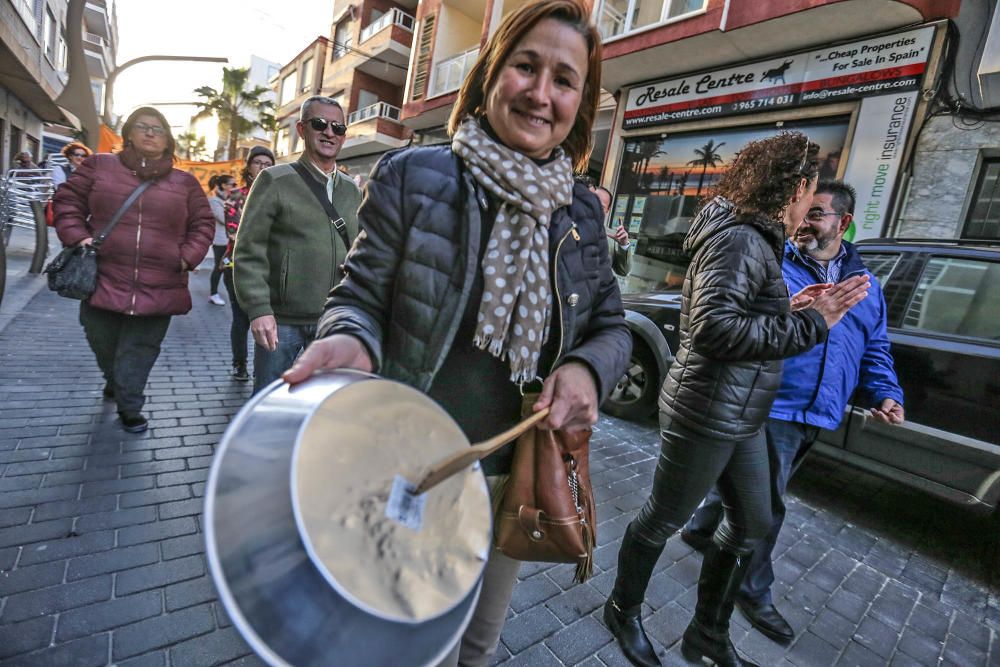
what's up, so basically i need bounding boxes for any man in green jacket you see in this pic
[234,95,362,393]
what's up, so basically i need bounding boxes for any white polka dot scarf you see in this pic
[452,117,575,384]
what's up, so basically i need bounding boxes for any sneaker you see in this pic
[119,412,148,433]
[232,362,250,382]
[102,383,115,400]
[209,293,226,306]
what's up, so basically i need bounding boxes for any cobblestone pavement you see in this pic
[0,264,998,666]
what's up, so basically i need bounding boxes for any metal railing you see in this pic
[83,32,106,47]
[359,8,415,43]
[429,47,479,98]
[347,102,402,125]
[0,169,53,273]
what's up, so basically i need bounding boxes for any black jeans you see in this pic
[209,244,226,295]
[223,269,250,365]
[79,302,171,415]
[685,419,820,603]
[632,415,772,554]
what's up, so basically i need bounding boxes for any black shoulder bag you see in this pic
[44,181,152,300]
[289,162,355,253]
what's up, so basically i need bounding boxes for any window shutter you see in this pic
[411,14,436,101]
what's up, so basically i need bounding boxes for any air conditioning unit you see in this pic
[977,4,1000,110]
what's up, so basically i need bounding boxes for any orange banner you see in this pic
[96,125,240,192]
[98,125,123,153]
[176,159,242,193]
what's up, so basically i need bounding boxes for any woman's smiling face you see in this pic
[483,17,588,161]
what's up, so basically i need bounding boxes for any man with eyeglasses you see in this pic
[234,95,362,393]
[680,179,904,645]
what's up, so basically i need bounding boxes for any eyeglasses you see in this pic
[68,152,87,158]
[249,159,273,167]
[304,117,347,136]
[804,209,841,222]
[134,122,166,136]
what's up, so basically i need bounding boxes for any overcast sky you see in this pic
[112,0,325,130]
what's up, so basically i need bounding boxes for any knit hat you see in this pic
[247,145,275,165]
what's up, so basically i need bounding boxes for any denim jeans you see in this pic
[631,415,771,555]
[684,418,820,604]
[252,323,316,393]
[222,270,250,365]
[79,301,171,415]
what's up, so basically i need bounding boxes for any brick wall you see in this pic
[350,69,404,111]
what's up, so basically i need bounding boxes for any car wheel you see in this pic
[603,340,659,421]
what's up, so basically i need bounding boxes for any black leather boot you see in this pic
[681,544,760,667]
[605,523,663,667]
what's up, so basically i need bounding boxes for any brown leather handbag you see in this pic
[493,394,597,583]
[412,396,597,583]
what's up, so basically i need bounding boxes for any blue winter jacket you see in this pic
[769,240,903,429]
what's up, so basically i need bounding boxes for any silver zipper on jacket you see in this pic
[551,223,580,365]
[130,197,143,315]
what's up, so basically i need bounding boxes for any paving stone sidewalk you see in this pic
[0,266,998,666]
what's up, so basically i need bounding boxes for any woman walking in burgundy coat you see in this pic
[53,106,215,433]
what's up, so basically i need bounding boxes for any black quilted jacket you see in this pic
[316,146,631,404]
[660,197,828,439]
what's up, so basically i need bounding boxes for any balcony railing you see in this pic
[429,47,479,98]
[359,8,415,44]
[348,102,402,125]
[83,32,106,47]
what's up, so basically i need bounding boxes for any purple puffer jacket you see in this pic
[53,154,215,316]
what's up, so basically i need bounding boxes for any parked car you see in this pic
[604,238,1000,513]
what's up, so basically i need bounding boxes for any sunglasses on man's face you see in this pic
[305,117,347,136]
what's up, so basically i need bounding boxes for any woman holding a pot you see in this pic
[285,1,630,664]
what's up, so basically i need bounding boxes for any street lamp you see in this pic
[55,0,227,149]
[103,55,229,127]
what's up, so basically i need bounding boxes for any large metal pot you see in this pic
[205,371,493,666]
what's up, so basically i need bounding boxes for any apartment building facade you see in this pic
[1,0,117,169]
[271,0,417,178]
[1,0,71,170]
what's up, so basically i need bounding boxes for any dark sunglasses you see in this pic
[69,152,87,158]
[305,117,347,136]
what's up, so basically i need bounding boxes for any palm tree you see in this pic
[194,67,275,161]
[686,139,726,196]
[176,131,208,160]
[657,166,673,193]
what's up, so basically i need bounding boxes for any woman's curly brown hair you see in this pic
[706,131,819,220]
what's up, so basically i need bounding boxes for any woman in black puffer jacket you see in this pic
[285,3,630,665]
[604,133,871,667]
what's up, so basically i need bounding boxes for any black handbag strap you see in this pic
[92,180,153,251]
[290,161,353,251]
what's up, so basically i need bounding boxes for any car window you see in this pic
[859,252,902,285]
[901,257,1000,341]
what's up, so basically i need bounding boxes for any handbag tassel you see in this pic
[573,516,594,583]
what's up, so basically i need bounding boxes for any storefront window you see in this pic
[614,117,850,294]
